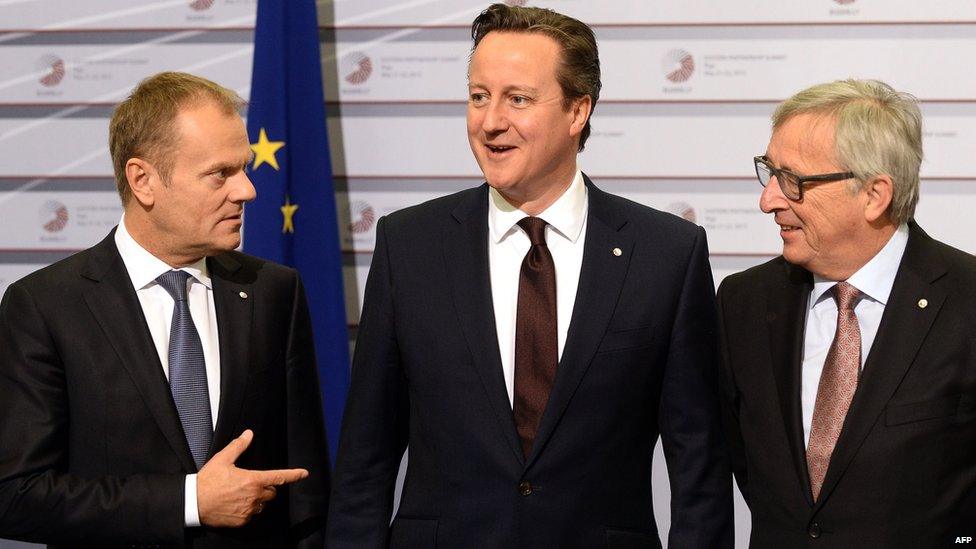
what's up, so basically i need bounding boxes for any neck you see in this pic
[124,207,203,268]
[821,222,898,281]
[498,166,576,216]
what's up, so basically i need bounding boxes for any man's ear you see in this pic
[569,95,592,137]
[125,158,158,208]
[862,173,894,223]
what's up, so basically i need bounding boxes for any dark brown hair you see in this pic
[109,71,243,204]
[471,3,601,151]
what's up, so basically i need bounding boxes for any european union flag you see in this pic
[244,0,349,463]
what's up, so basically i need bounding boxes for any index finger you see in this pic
[250,467,309,486]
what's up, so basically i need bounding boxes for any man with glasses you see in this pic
[717,79,976,547]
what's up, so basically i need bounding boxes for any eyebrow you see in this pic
[467,82,540,95]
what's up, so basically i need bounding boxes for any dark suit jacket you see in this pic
[0,229,330,548]
[718,222,976,548]
[327,177,733,548]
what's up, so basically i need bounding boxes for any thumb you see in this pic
[213,429,253,465]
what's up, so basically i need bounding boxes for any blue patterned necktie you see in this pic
[156,270,213,470]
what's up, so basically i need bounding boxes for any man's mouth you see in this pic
[485,144,515,153]
[779,224,800,232]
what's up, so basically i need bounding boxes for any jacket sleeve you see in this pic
[658,226,735,549]
[0,281,185,545]
[716,278,751,505]
[326,216,410,548]
[284,273,331,547]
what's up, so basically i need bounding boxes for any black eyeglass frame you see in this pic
[754,155,856,201]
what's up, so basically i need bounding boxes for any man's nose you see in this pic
[759,175,787,214]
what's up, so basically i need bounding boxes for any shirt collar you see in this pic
[810,222,909,308]
[488,170,587,244]
[114,215,212,291]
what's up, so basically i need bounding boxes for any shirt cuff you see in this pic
[184,474,201,527]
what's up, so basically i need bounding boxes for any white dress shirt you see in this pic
[114,216,221,528]
[488,170,588,407]
[801,223,909,446]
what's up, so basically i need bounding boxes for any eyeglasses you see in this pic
[754,155,855,201]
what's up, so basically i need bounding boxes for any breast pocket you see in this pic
[596,325,654,354]
[885,392,975,426]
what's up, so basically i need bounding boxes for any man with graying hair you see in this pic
[719,79,976,547]
[0,72,330,547]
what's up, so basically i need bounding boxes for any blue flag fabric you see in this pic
[243,0,349,463]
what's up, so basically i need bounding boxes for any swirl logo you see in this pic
[349,201,376,234]
[662,49,695,84]
[666,202,697,224]
[37,55,65,87]
[189,0,215,11]
[40,200,69,232]
[341,52,373,85]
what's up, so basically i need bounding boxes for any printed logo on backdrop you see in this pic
[666,202,697,224]
[189,0,215,10]
[342,52,373,86]
[663,49,695,83]
[349,201,376,235]
[830,0,859,15]
[661,49,694,95]
[36,55,65,95]
[40,201,69,233]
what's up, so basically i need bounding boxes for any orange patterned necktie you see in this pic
[807,282,862,501]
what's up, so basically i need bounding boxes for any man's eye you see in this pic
[511,96,528,105]
[470,93,488,104]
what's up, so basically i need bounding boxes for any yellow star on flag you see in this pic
[281,196,299,234]
[250,128,285,171]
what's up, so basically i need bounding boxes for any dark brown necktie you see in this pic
[514,216,558,457]
[807,282,862,501]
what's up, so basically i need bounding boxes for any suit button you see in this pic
[519,481,533,496]
[808,522,822,539]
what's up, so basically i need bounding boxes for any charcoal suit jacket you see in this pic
[718,222,976,548]
[0,229,330,548]
[327,177,733,548]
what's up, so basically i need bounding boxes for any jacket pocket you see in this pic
[885,392,968,426]
[389,516,438,548]
[605,527,661,549]
[596,325,654,354]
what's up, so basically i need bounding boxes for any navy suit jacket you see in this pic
[0,230,330,548]
[718,222,976,548]
[328,177,733,548]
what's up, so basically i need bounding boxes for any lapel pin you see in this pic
[917,298,927,309]
[239,291,248,299]
[612,247,622,257]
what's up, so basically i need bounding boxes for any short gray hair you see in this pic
[772,79,922,224]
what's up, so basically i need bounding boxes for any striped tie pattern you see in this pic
[156,270,213,470]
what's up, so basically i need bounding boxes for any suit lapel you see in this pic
[815,223,946,508]
[527,179,633,466]
[765,260,814,505]
[208,253,254,454]
[445,185,523,465]
[82,230,197,472]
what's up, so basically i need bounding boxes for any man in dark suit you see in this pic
[0,72,330,547]
[327,4,732,547]
[718,79,976,547]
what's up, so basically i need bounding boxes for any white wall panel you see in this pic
[0,191,121,249]
[332,37,976,102]
[0,0,256,31]
[327,0,976,26]
[0,45,253,104]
